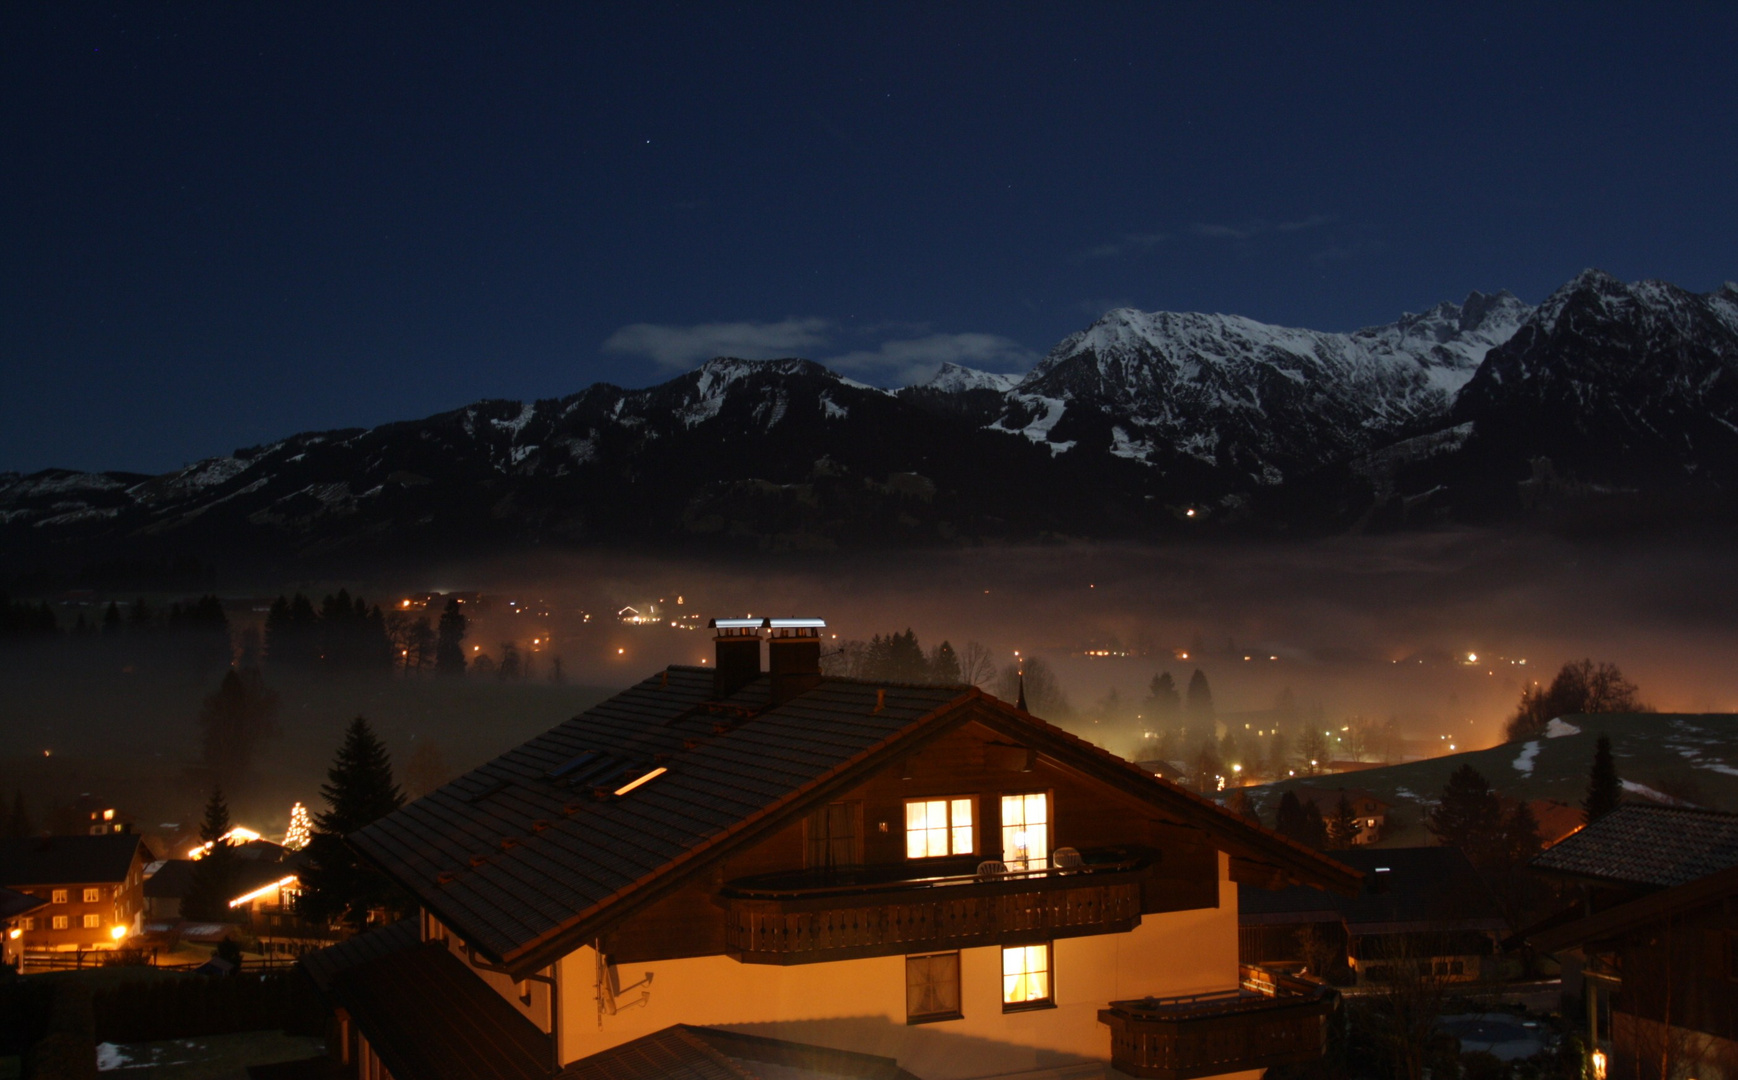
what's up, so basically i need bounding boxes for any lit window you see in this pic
[906,951,962,1023]
[83,914,100,929]
[52,916,68,930]
[1000,793,1050,871]
[905,798,974,859]
[83,888,100,903]
[1002,944,1052,1009]
[20,917,33,931]
[51,890,67,904]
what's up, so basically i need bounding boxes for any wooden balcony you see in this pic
[722,852,1148,964]
[1099,966,1336,1080]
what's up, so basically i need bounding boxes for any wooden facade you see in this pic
[1099,967,1336,1080]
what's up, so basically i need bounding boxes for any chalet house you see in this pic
[1528,806,1738,1080]
[308,617,1360,1080]
[1,884,48,968]
[0,833,150,953]
[1239,847,1508,985]
[1285,788,1390,846]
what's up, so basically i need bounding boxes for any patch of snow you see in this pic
[96,1043,131,1071]
[1512,741,1541,776]
[1545,718,1581,738]
[509,444,538,465]
[1621,780,1698,806]
[491,402,536,436]
[821,395,848,420]
[918,362,1021,394]
[990,394,1068,449]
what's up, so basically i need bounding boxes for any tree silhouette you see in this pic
[1506,659,1644,741]
[1145,672,1181,720]
[1584,735,1622,823]
[929,640,961,684]
[1327,793,1359,849]
[3,791,32,838]
[1185,668,1214,724]
[182,787,238,922]
[955,641,995,687]
[435,599,468,675]
[198,668,280,780]
[1427,764,1505,868]
[297,718,408,926]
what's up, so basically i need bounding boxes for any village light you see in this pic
[8,928,20,940]
[1591,1051,1607,1080]
[109,925,127,941]
[229,875,298,908]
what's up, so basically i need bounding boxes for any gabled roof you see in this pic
[1240,847,1506,933]
[0,833,146,887]
[1530,862,1738,954]
[1530,805,1738,888]
[554,1025,920,1080]
[299,917,420,993]
[351,667,1359,977]
[0,884,48,920]
[321,940,551,1080]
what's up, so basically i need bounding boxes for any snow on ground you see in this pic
[1512,741,1541,775]
[1622,780,1696,806]
[1545,718,1581,738]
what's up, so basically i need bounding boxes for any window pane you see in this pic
[953,825,973,853]
[1002,793,1049,870]
[951,799,972,827]
[1001,944,1051,1004]
[906,952,961,1020]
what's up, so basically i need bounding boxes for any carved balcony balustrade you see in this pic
[1098,966,1337,1080]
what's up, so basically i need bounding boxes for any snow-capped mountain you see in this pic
[4,271,1735,567]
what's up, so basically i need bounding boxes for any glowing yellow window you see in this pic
[904,798,974,859]
[1002,943,1051,1009]
[1000,792,1050,871]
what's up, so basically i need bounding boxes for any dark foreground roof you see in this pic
[0,833,145,887]
[0,884,49,920]
[300,917,420,993]
[554,1025,920,1080]
[324,940,552,1080]
[1241,847,1506,932]
[353,666,1359,976]
[1531,805,1738,888]
[1530,862,1738,953]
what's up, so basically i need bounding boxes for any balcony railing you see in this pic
[722,851,1149,964]
[1098,966,1336,1080]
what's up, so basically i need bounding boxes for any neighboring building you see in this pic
[1287,788,1391,845]
[0,833,150,952]
[1525,799,1586,848]
[1240,847,1509,985]
[1528,806,1738,1080]
[1,884,48,968]
[306,616,1360,1080]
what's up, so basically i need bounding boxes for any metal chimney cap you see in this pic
[708,617,764,630]
[765,618,826,629]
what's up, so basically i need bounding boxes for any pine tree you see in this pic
[435,599,468,675]
[183,788,239,921]
[929,641,961,684]
[1299,799,1328,850]
[1185,669,1214,723]
[4,791,31,838]
[1427,764,1506,868]
[1502,799,1542,865]
[1145,672,1181,718]
[1274,791,1309,842]
[1327,793,1359,849]
[1583,735,1622,824]
[199,668,280,779]
[297,718,408,926]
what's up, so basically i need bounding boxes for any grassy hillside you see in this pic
[1244,713,1738,845]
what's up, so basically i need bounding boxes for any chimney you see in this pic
[766,618,825,705]
[708,618,764,699]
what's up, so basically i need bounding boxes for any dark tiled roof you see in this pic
[0,833,145,887]
[326,940,552,1080]
[1529,862,1738,953]
[0,883,48,920]
[1241,847,1506,932]
[554,1025,919,1080]
[144,860,196,898]
[145,856,305,901]
[299,917,420,993]
[353,667,1360,974]
[1530,805,1738,888]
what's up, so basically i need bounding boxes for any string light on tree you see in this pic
[283,801,312,851]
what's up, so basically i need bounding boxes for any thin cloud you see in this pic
[602,318,832,369]
[1081,231,1168,260]
[824,333,1039,386]
[1192,215,1333,241]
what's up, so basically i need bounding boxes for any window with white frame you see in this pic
[1000,792,1050,870]
[20,917,34,931]
[82,914,100,929]
[51,889,67,904]
[52,915,68,930]
[1002,943,1052,1009]
[905,798,974,859]
[82,888,100,903]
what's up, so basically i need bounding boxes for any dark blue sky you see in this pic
[5,4,1736,473]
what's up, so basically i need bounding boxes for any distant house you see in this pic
[1528,805,1738,1080]
[1520,798,1585,848]
[1,885,48,968]
[1240,846,1509,985]
[1288,787,1391,845]
[300,615,1359,1080]
[0,833,150,953]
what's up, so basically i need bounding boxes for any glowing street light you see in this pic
[109,925,128,941]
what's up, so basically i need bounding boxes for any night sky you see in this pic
[5,4,1736,474]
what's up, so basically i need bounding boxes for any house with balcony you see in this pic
[308,617,1360,1080]
[0,832,149,954]
[1,885,48,969]
[1527,806,1738,1080]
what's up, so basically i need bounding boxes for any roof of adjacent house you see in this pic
[1530,805,1738,888]
[0,833,146,888]
[144,853,306,901]
[0,883,48,920]
[1240,846,1507,933]
[350,666,1360,977]
[1529,862,1738,953]
[553,1025,921,1080]
[300,917,420,993]
[319,939,551,1080]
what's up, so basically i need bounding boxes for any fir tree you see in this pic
[1274,791,1309,842]
[1185,668,1214,724]
[1502,799,1542,865]
[1327,792,1360,849]
[1583,735,1622,824]
[4,791,31,838]
[1145,672,1181,719]
[199,668,280,779]
[298,718,407,926]
[183,787,238,922]
[435,599,468,675]
[102,601,122,636]
[1299,799,1328,850]
[929,641,961,684]
[1427,764,1505,868]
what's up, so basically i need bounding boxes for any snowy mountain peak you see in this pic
[917,362,1021,394]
